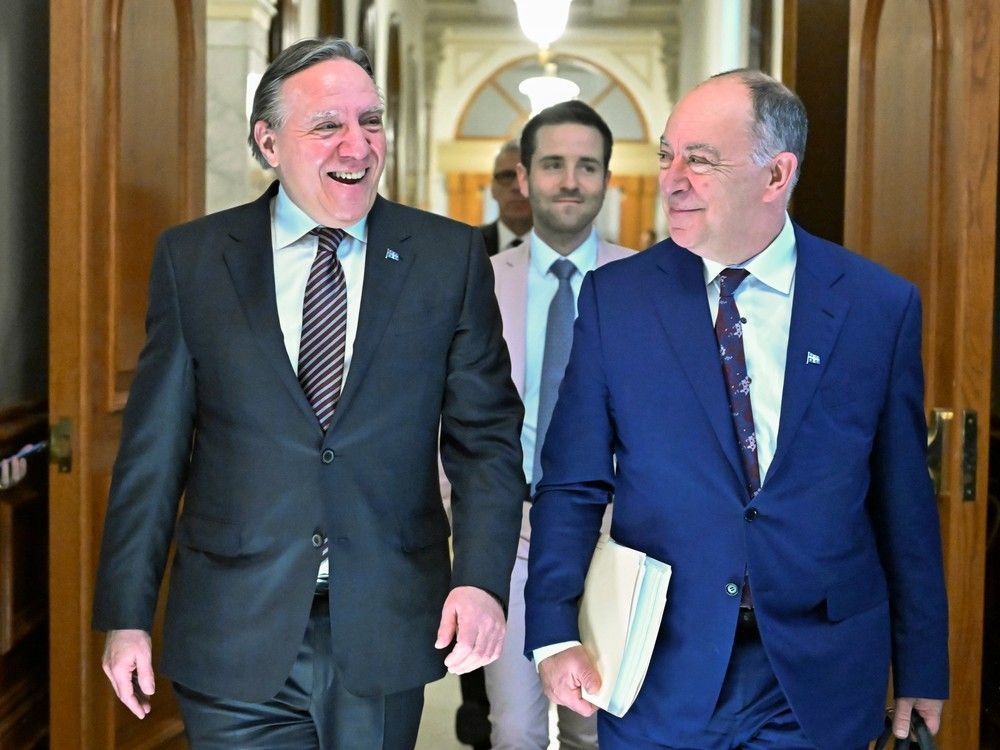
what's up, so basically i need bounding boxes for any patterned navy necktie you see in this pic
[715,268,761,498]
[299,227,348,431]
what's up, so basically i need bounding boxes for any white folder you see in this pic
[578,534,671,717]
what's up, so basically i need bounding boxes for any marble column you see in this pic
[677,0,749,97]
[206,0,277,213]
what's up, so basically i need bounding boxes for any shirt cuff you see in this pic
[533,640,581,671]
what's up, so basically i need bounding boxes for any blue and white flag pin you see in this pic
[806,351,821,365]
[385,248,400,261]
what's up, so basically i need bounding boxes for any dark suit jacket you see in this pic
[92,183,525,702]
[479,221,500,257]
[525,224,948,750]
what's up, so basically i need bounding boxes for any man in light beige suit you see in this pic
[485,100,634,749]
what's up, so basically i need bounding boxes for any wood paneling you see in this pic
[782,0,850,244]
[845,0,1000,746]
[49,0,204,747]
[0,402,48,750]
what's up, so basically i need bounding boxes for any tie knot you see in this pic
[549,258,576,282]
[717,268,750,297]
[508,237,524,248]
[311,227,346,255]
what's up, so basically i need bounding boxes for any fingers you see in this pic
[893,697,914,739]
[538,647,602,717]
[434,611,456,650]
[443,615,505,673]
[102,630,154,719]
[436,587,506,674]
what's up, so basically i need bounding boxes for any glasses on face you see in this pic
[492,169,518,186]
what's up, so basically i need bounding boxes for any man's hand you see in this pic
[434,586,506,674]
[537,645,601,717]
[102,629,155,719]
[893,697,944,738]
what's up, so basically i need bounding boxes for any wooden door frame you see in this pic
[49,0,204,746]
[844,0,999,746]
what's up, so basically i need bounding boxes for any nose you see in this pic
[660,157,690,194]
[559,166,578,190]
[338,121,371,159]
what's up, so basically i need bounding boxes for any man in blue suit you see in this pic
[524,70,948,749]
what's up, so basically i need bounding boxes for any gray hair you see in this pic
[248,38,376,169]
[711,68,808,191]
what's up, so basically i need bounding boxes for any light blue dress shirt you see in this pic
[522,228,600,485]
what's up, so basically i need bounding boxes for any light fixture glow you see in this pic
[518,74,580,117]
[514,0,573,49]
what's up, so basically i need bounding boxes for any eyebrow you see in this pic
[683,143,722,159]
[307,106,385,122]
[658,139,722,160]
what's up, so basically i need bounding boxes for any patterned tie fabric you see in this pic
[298,227,348,431]
[715,268,761,498]
[532,258,577,493]
[715,268,759,611]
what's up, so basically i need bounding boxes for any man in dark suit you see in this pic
[480,140,533,256]
[525,70,948,749]
[93,38,524,748]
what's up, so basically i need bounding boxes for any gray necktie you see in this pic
[532,258,577,492]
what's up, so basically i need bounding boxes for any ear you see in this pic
[516,162,530,199]
[253,120,281,168]
[763,152,797,203]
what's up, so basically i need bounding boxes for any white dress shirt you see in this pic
[271,185,368,383]
[270,184,369,581]
[532,214,797,667]
[522,228,599,485]
[701,213,797,484]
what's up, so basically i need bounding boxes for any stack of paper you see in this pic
[578,535,672,718]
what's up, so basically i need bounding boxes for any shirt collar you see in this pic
[497,220,529,251]
[702,213,796,295]
[273,183,368,250]
[529,228,599,278]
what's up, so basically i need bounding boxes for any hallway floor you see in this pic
[416,673,559,750]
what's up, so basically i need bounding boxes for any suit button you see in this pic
[726,582,740,597]
[321,449,335,464]
[311,533,324,548]
[744,508,758,521]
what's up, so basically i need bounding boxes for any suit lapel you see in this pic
[333,196,415,424]
[767,227,849,481]
[650,244,745,487]
[222,184,320,430]
[494,245,529,396]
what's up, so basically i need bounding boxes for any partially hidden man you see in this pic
[93,38,525,749]
[524,70,948,750]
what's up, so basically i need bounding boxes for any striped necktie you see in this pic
[299,227,348,431]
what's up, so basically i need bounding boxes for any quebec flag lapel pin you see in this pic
[385,248,400,261]
[806,351,821,365]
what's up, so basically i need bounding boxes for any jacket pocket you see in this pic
[825,570,888,622]
[399,508,451,551]
[176,512,242,556]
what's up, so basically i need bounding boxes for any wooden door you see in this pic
[844,1,999,747]
[49,0,204,747]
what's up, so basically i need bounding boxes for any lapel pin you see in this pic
[385,249,400,261]
[806,351,821,365]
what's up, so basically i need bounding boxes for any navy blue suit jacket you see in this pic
[524,224,948,749]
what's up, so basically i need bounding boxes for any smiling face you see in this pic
[658,76,790,264]
[517,122,609,255]
[253,58,386,228]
